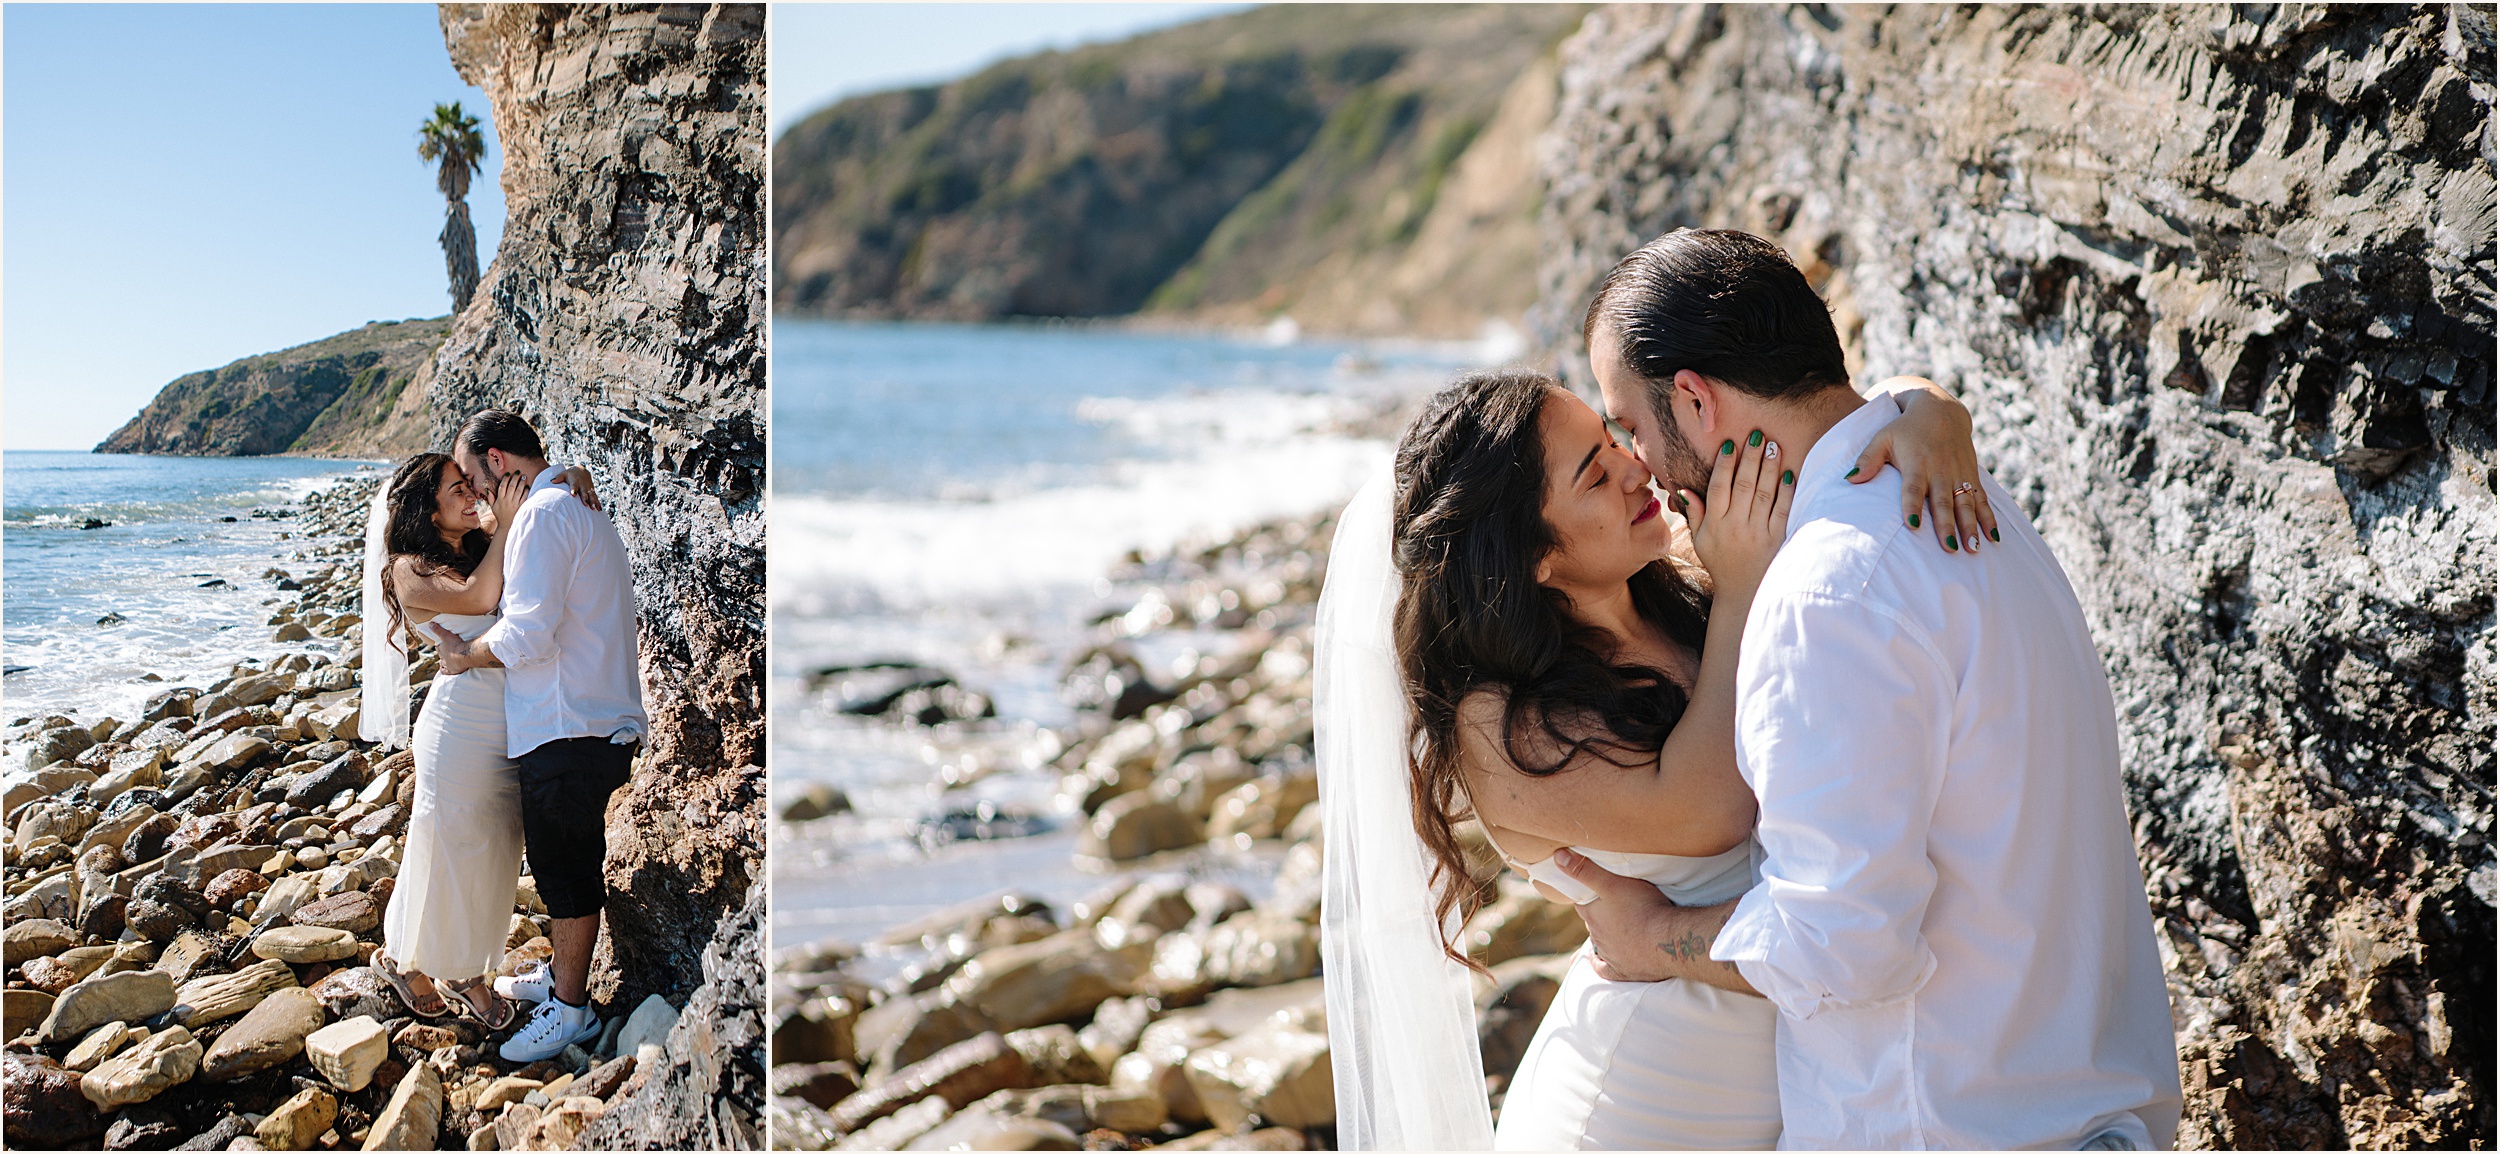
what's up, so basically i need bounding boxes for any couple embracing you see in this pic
[355,409,645,1064]
[1319,230,2184,1150]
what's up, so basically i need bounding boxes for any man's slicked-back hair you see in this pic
[457,407,545,461]
[1583,228,1851,405]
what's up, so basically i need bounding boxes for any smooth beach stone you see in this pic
[283,756,367,809]
[170,958,297,1027]
[50,943,117,985]
[571,1053,638,1102]
[197,732,276,772]
[36,968,177,1044]
[253,925,359,963]
[27,724,98,769]
[64,1021,143,1072]
[4,989,57,1041]
[1076,794,1200,863]
[254,1085,337,1151]
[1181,1025,1334,1132]
[945,930,1151,1035]
[14,801,97,852]
[200,986,326,1081]
[4,917,79,965]
[361,1060,442,1151]
[271,622,314,643]
[305,1014,389,1091]
[80,1024,203,1110]
[829,1031,1036,1135]
[475,1075,544,1111]
[184,842,280,881]
[89,755,166,810]
[290,889,379,932]
[614,994,680,1059]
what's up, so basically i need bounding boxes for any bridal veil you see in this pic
[1317,465,1495,1150]
[359,484,412,749]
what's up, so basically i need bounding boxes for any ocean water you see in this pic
[770,319,1490,950]
[2,451,381,723]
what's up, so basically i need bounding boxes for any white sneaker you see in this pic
[499,997,602,1063]
[494,961,556,1005]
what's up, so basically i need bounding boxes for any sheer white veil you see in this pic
[1317,463,1495,1150]
[358,483,412,749]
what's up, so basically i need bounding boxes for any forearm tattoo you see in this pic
[1657,926,1750,990]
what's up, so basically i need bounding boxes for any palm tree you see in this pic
[417,102,486,313]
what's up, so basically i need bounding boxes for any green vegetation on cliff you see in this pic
[93,318,448,458]
[772,3,1582,336]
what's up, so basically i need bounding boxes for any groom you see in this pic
[1553,230,2182,1148]
[431,408,648,1063]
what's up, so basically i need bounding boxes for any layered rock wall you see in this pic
[429,2,767,1016]
[1532,5,2493,1147]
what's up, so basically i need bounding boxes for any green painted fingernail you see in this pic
[1908,513,1920,529]
[1945,535,1958,550]
[1846,466,1860,478]
[1721,440,1735,455]
[1988,528,2000,542]
[1748,430,1763,447]
[1781,470,1794,486]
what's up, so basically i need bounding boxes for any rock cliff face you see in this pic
[429,0,766,1024]
[1532,6,2491,1148]
[771,4,1579,337]
[94,318,448,458]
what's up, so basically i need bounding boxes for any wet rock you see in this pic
[306,1014,389,1092]
[199,987,326,1082]
[829,1031,1035,1135]
[29,723,99,769]
[1152,913,1319,994]
[1112,1016,1228,1127]
[253,1086,336,1151]
[81,1024,203,1110]
[363,1060,442,1151]
[5,917,78,965]
[288,890,380,933]
[37,968,178,1044]
[169,958,297,1027]
[253,926,359,964]
[6,1051,107,1145]
[1076,794,1200,864]
[779,782,851,822]
[1182,1026,1333,1131]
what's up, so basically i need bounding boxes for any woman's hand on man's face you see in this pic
[1676,427,1794,598]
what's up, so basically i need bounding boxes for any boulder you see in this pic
[288,889,380,933]
[36,969,177,1044]
[1182,1026,1334,1131]
[829,1031,1036,1134]
[253,925,359,963]
[361,1059,442,1151]
[4,989,56,1041]
[253,1086,337,1151]
[169,958,297,1027]
[80,1024,202,1110]
[1076,793,1200,863]
[3,917,78,965]
[944,929,1150,1033]
[5,1052,105,1146]
[199,986,326,1081]
[613,993,680,1059]
[306,1014,389,1091]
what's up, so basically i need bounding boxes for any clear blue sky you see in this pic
[771,3,1244,138]
[3,4,504,450]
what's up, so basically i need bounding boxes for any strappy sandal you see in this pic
[376,951,452,1019]
[448,979,516,1031]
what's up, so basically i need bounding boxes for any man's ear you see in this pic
[1672,369,1720,439]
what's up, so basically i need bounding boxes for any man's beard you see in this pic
[1650,421,1715,498]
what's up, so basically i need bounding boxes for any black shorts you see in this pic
[516,736,636,920]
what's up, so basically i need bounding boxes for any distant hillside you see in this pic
[94,318,447,458]
[772,3,1583,338]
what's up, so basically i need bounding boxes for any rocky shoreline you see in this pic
[2,476,694,1151]
[767,505,1587,1151]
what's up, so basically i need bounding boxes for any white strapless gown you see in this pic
[381,612,523,982]
[1493,840,1782,1150]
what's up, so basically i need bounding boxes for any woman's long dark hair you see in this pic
[378,453,489,656]
[1391,371,1712,965]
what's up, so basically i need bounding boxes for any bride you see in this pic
[358,451,598,1027]
[1318,370,1987,1149]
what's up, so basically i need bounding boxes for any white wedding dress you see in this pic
[1492,841,1781,1150]
[380,611,525,982]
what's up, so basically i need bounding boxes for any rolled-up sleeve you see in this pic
[1712,591,1948,1020]
[477,497,571,670]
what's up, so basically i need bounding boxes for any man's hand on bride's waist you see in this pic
[1553,848,1760,996]
[427,624,505,674]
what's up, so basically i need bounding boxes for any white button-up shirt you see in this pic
[1712,399,2182,1149]
[477,465,648,759]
